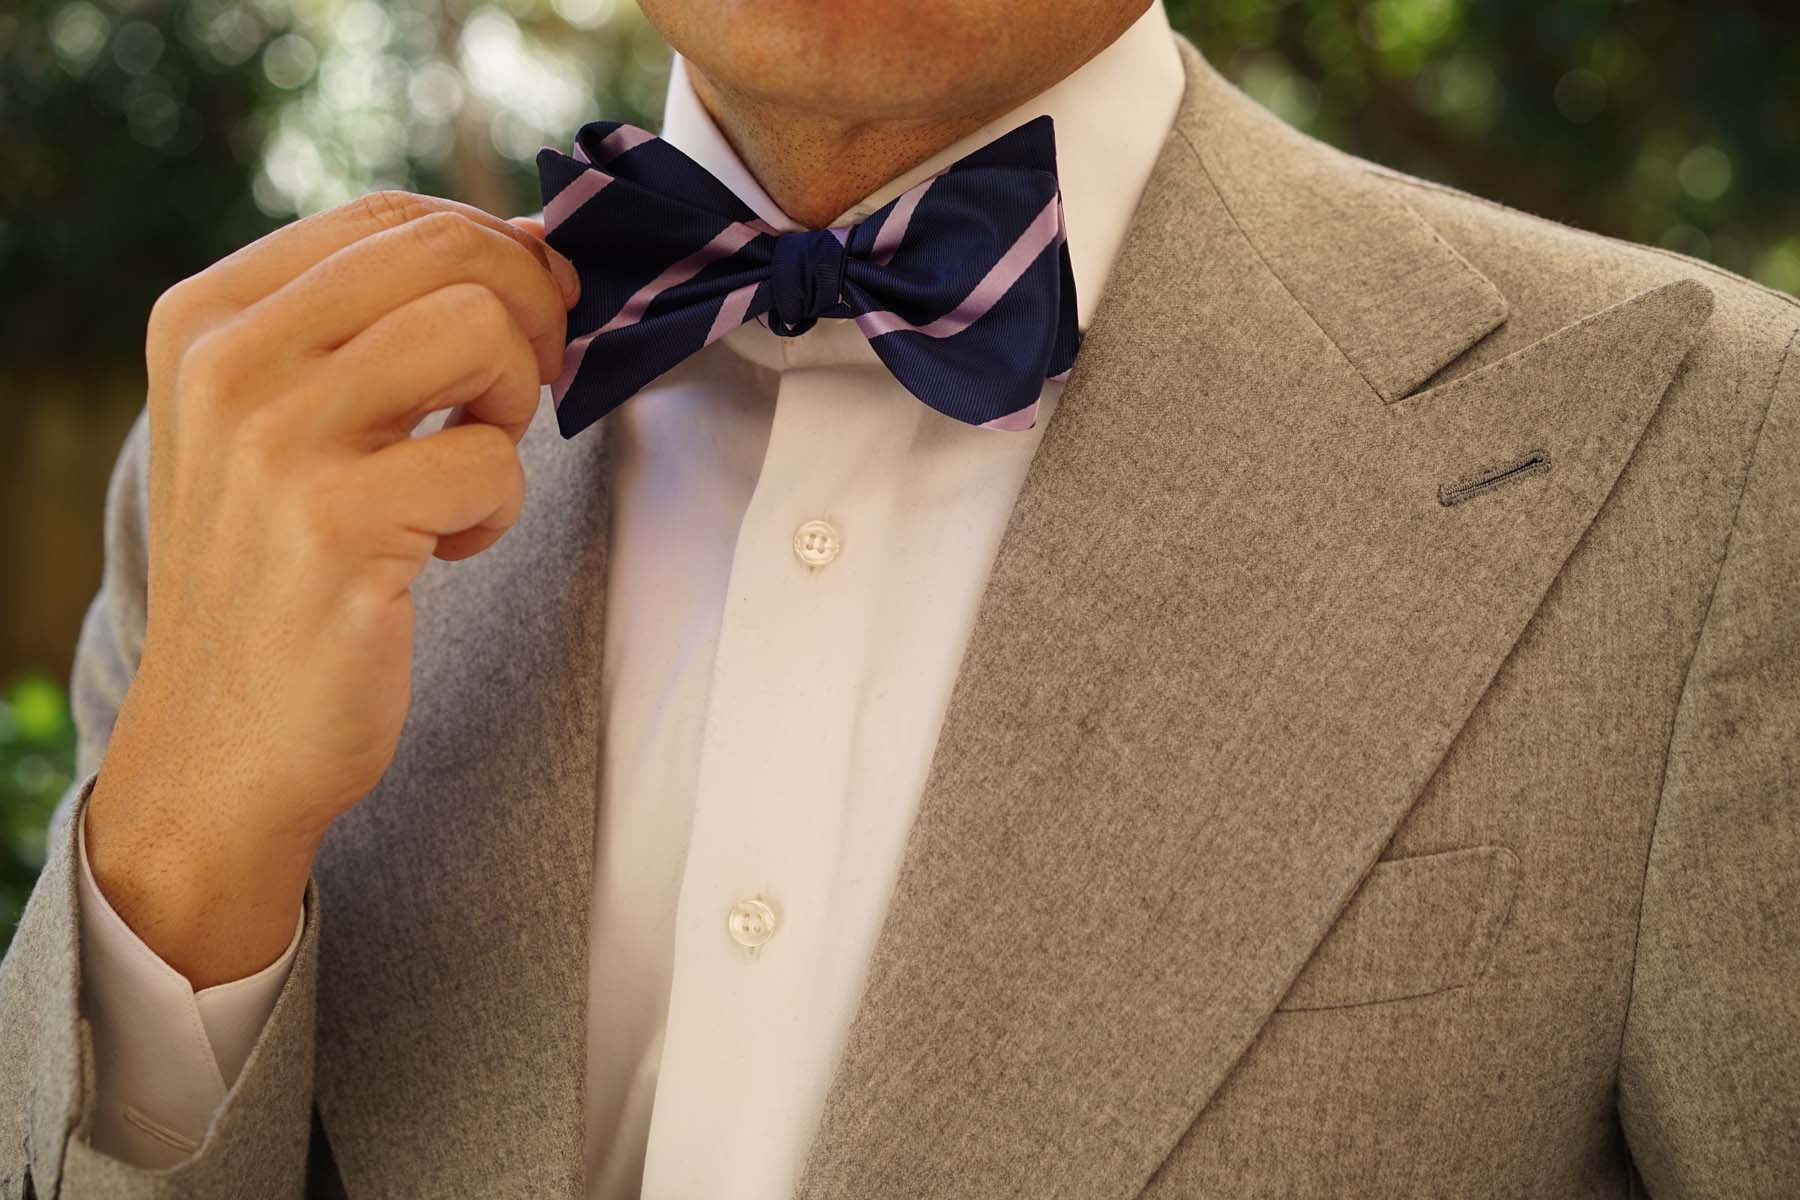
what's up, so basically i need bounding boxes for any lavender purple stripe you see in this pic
[550,220,769,405]
[576,124,654,167]
[869,176,934,265]
[596,223,764,336]
[854,194,1063,341]
[551,328,600,408]
[705,281,762,345]
[543,170,611,234]
[536,112,1079,438]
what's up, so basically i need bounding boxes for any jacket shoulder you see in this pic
[1336,150,1798,560]
[1350,156,1799,381]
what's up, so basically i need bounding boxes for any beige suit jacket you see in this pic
[4,35,1798,1200]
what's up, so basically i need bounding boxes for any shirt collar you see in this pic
[655,2,1184,368]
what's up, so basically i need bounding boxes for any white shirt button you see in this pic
[726,897,778,953]
[792,519,842,567]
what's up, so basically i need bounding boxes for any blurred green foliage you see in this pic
[1,0,1796,951]
[1,0,1794,381]
[1,0,286,367]
[1166,0,1800,292]
[0,0,669,374]
[0,679,77,950]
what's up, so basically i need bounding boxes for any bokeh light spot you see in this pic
[552,0,615,32]
[408,59,465,121]
[110,19,165,76]
[48,1,109,75]
[1677,145,1733,203]
[6,678,69,743]
[262,31,318,89]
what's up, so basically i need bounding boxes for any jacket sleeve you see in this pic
[75,810,302,1168]
[0,406,322,1200]
[1617,320,1800,1194]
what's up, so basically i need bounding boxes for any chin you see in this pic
[641,0,1117,121]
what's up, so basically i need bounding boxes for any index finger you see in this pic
[196,191,578,312]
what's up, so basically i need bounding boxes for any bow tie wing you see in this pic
[837,115,1081,430]
[534,115,1081,439]
[536,122,780,439]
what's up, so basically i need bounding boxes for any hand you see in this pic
[84,192,578,986]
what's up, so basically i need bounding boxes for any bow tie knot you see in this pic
[536,113,1080,437]
[768,228,851,337]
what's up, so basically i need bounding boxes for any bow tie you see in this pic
[534,114,1080,440]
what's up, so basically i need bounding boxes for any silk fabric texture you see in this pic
[535,114,1081,435]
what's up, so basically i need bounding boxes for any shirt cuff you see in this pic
[76,810,304,1167]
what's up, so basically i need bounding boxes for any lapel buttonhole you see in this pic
[1439,449,1552,507]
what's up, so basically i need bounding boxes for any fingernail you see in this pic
[547,248,580,306]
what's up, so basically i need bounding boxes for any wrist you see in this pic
[83,718,321,989]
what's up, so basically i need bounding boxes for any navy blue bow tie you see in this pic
[534,114,1080,440]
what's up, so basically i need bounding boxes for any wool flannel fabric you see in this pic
[8,35,1800,1200]
[534,114,1081,439]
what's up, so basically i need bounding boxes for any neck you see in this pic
[684,71,1011,229]
[681,4,1147,229]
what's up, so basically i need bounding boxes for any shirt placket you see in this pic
[637,349,921,1197]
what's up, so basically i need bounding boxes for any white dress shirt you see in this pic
[74,5,1185,1194]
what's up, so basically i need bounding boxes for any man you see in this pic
[2,0,1796,1195]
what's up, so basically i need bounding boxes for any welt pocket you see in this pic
[1275,845,1520,1012]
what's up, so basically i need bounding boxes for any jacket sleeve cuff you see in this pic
[75,803,303,1168]
[4,768,323,1200]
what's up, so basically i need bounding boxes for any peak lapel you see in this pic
[310,407,612,1195]
[795,37,1714,1200]
[1171,39,1510,402]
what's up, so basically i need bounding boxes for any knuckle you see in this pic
[410,210,486,261]
[337,576,396,631]
[351,188,433,232]
[178,326,248,404]
[468,418,518,468]
[147,277,198,342]
[450,283,513,347]
[146,276,225,376]
[231,402,294,474]
[467,421,523,488]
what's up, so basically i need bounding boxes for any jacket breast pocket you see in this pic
[1275,845,1520,1012]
